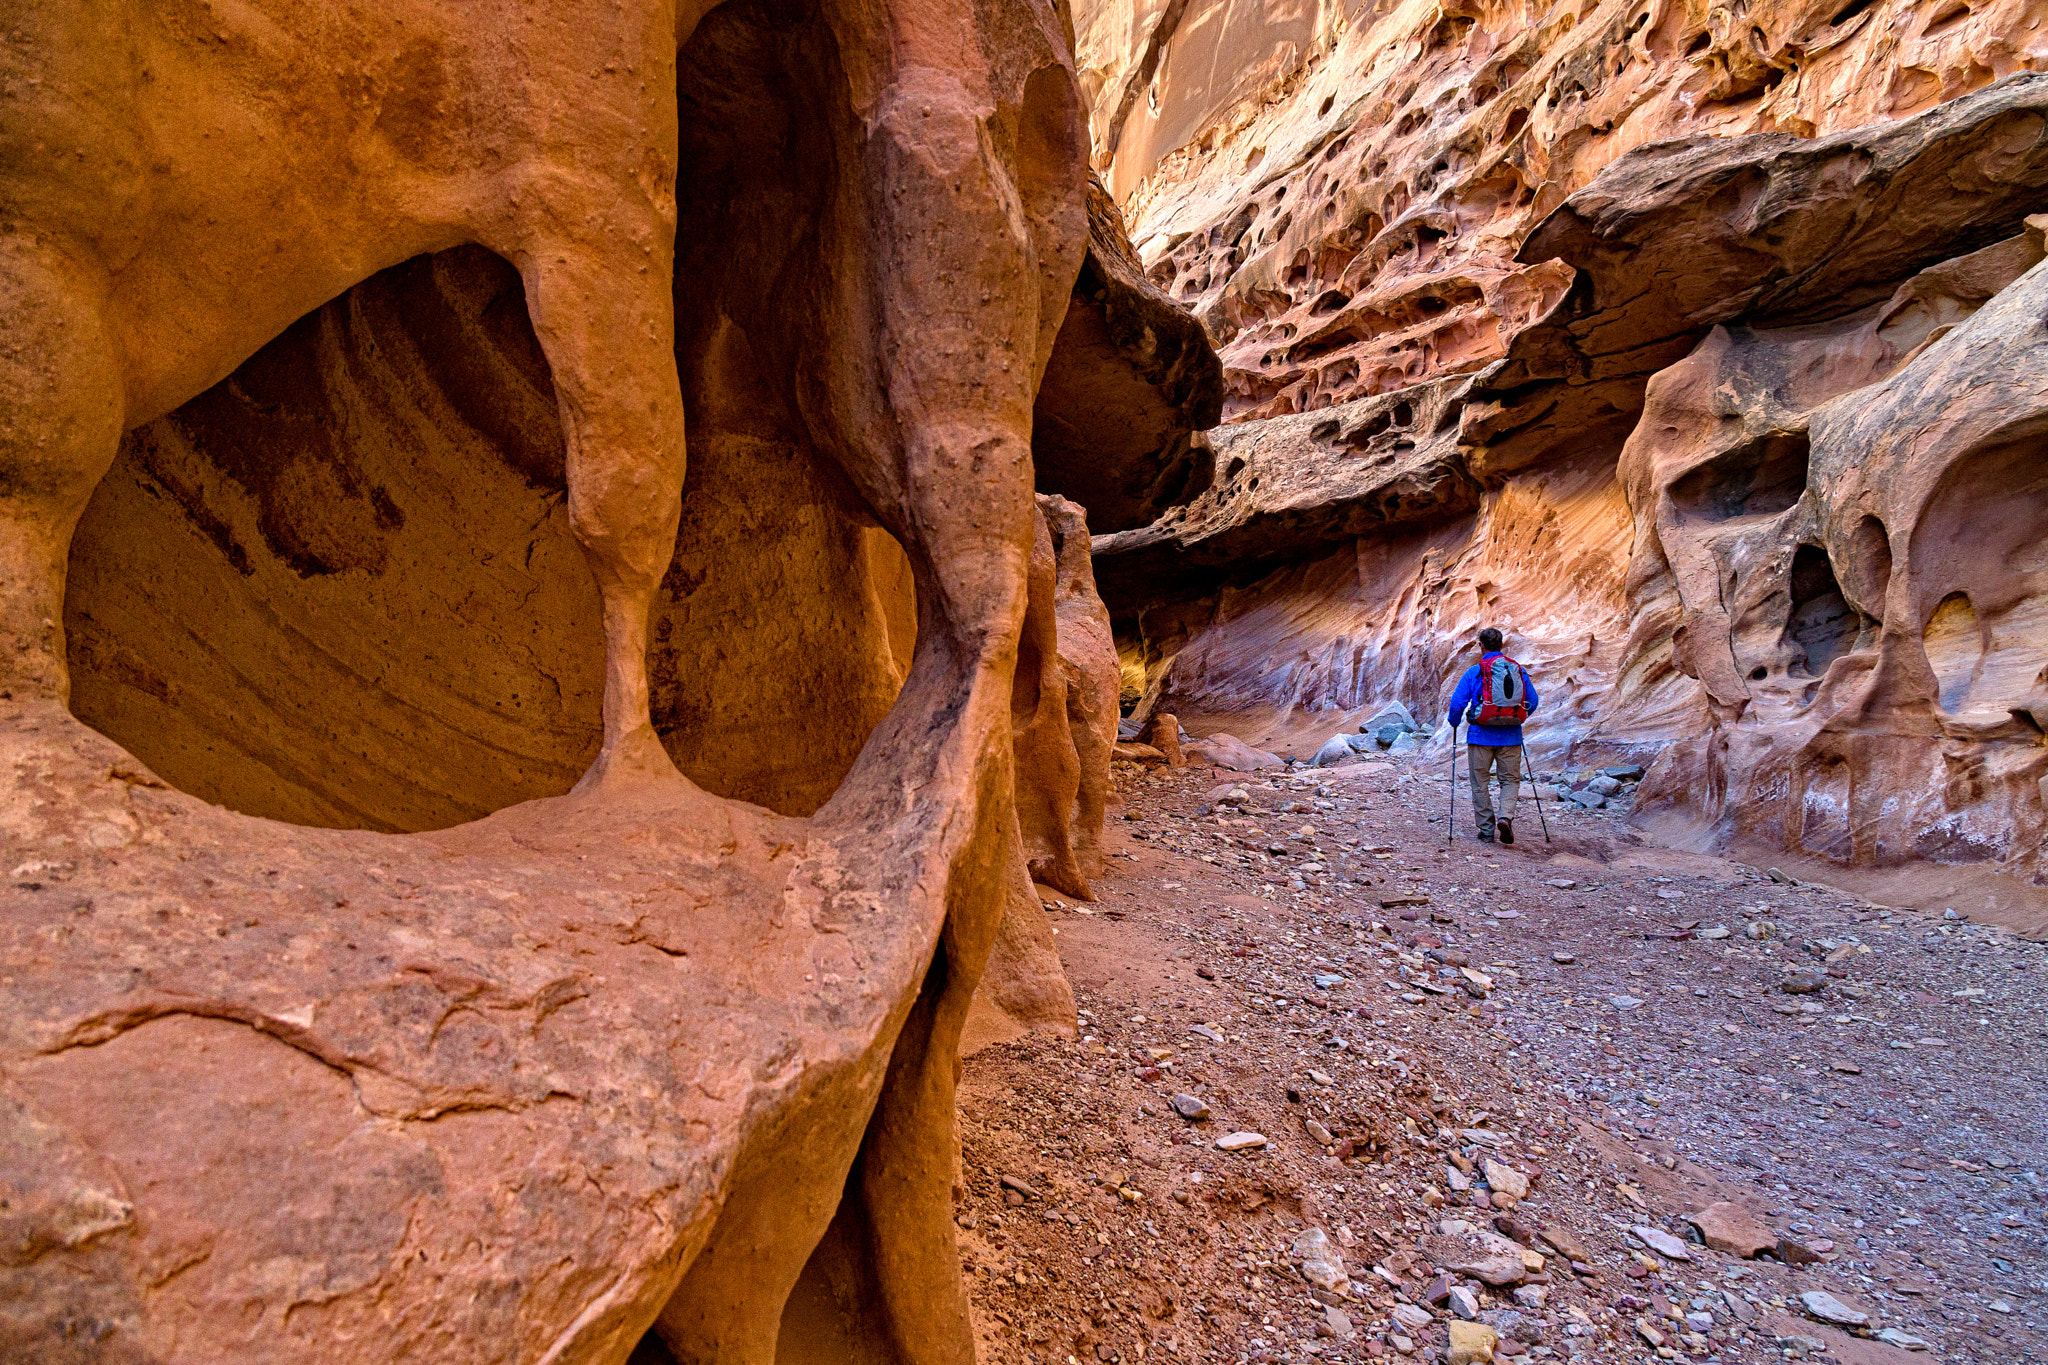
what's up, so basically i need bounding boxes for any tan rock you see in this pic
[1687,1202,1780,1259]
[1446,1319,1500,1365]
[1482,1159,1528,1201]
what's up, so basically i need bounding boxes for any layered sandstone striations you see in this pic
[0,0,1135,1361]
[1096,62,2048,908]
[1075,0,2048,420]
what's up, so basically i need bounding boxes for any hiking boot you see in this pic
[1478,820,1496,843]
[1498,819,1514,846]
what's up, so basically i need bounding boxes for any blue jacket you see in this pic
[1449,653,1539,746]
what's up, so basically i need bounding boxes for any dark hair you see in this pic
[1478,627,1503,651]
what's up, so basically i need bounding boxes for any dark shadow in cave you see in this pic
[1786,543,1860,678]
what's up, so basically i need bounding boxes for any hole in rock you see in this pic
[1830,0,1880,23]
[1847,514,1894,615]
[1912,433,2048,718]
[66,248,608,833]
[1923,592,1983,714]
[1669,431,1809,522]
[1392,401,1414,427]
[1786,544,1858,678]
[1750,666,1770,681]
[1320,95,1336,117]
[1685,31,1712,55]
[1311,419,1342,442]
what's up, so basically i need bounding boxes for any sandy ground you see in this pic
[956,754,2046,1365]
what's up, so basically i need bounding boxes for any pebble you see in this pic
[1169,1093,1212,1121]
[1391,1303,1433,1333]
[1448,1285,1481,1319]
[1551,951,1575,964]
[1875,1328,1932,1351]
[1609,995,1643,1010]
[1215,1131,1268,1151]
[1798,1289,1870,1328]
[1632,1226,1692,1262]
[1482,1159,1528,1201]
[1189,1023,1225,1043]
[1782,970,1827,995]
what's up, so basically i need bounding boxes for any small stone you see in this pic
[1988,1297,2014,1314]
[1609,995,1643,1010]
[1325,1305,1354,1338]
[1511,1285,1547,1309]
[1776,1236,1823,1265]
[998,1174,1039,1200]
[1447,1285,1481,1320]
[1684,1312,1714,1333]
[1420,1227,1529,1286]
[1551,951,1575,964]
[1782,970,1826,995]
[1293,1226,1350,1293]
[1697,925,1731,940]
[1170,1093,1212,1121]
[1215,1131,1268,1151]
[1391,1303,1433,1333]
[1544,878,1577,889]
[1535,1225,1590,1264]
[1685,1202,1776,1258]
[1305,1118,1335,1146]
[1634,1318,1667,1349]
[1309,1069,1335,1086]
[1482,1160,1528,1201]
[1189,1023,1225,1043]
[1798,1289,1870,1328]
[1632,1226,1692,1262]
[1447,1320,1499,1365]
[1874,1328,1931,1351]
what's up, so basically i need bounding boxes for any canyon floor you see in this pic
[957,755,2047,1365]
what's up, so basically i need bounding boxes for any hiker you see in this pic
[1447,627,1538,844]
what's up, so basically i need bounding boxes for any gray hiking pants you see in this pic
[1468,744,1522,828]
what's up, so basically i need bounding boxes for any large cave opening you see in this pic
[65,248,608,833]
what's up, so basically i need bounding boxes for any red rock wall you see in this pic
[1077,0,2048,420]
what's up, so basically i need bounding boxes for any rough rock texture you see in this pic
[1465,74,2048,479]
[1077,0,2048,421]
[1,0,1107,1361]
[1096,69,2048,909]
[1032,177,1227,531]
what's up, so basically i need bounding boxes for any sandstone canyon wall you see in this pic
[1081,0,2048,913]
[0,0,1196,1359]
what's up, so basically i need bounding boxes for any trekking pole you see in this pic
[1446,722,1457,842]
[1525,757,1552,843]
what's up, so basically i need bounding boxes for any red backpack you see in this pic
[1475,653,1530,726]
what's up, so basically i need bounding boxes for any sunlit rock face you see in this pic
[1093,58,2048,902]
[1074,0,2048,421]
